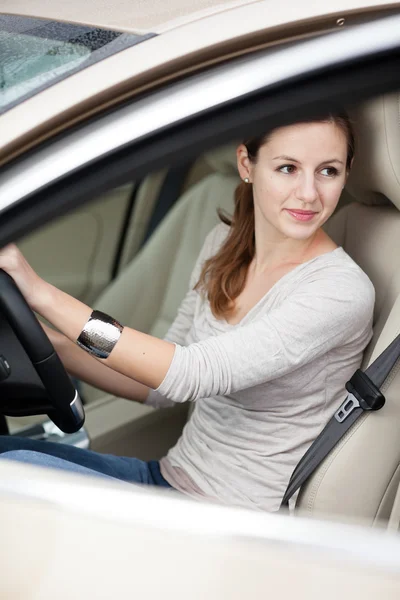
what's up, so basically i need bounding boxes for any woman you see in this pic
[0,114,375,512]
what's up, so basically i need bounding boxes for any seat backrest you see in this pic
[297,92,400,525]
[82,145,239,403]
[325,202,400,364]
[117,155,215,271]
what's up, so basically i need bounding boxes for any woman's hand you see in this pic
[0,245,174,391]
[0,244,48,312]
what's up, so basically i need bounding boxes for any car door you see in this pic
[0,10,399,477]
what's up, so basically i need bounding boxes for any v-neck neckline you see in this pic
[221,246,343,327]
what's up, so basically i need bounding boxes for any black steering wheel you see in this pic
[0,269,85,433]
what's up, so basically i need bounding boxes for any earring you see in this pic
[244,177,250,184]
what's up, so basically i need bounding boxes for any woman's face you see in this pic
[237,121,349,242]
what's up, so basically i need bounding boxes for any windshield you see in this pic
[0,15,152,114]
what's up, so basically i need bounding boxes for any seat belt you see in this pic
[280,332,400,509]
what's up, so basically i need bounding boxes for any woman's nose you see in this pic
[295,174,318,204]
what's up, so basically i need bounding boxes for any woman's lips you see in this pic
[285,209,317,222]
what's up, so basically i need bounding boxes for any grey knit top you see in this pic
[146,224,375,512]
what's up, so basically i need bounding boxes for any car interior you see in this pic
[1,89,400,531]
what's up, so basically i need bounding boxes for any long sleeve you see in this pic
[145,224,228,407]
[164,223,228,345]
[155,263,375,403]
[145,287,197,408]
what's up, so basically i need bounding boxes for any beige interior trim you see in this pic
[84,395,188,459]
[19,184,133,304]
[347,93,400,208]
[380,464,400,529]
[387,474,400,531]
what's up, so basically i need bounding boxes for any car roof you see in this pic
[0,0,261,34]
[0,0,399,164]
[3,0,399,35]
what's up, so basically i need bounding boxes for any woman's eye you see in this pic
[279,165,296,174]
[321,167,338,177]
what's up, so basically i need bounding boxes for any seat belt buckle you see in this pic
[345,369,386,411]
[335,370,386,423]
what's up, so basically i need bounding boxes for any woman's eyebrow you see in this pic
[272,156,345,166]
[272,155,299,162]
[319,159,345,165]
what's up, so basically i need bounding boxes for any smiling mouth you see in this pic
[285,209,318,222]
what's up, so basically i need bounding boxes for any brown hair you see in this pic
[195,114,355,319]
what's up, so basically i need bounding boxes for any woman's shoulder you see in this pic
[201,222,231,259]
[189,223,231,288]
[323,247,374,286]
[300,247,376,310]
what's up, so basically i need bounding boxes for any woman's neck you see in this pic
[252,226,334,275]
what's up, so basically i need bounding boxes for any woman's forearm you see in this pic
[0,245,175,392]
[44,324,150,403]
[35,282,175,389]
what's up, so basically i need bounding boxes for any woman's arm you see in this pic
[0,244,374,404]
[38,230,204,403]
[38,284,174,388]
[0,226,219,398]
[1,244,372,406]
[0,244,178,390]
[43,324,150,402]
[153,265,375,403]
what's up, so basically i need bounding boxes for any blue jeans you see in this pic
[0,435,171,486]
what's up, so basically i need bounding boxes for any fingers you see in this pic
[0,244,23,272]
[0,244,41,307]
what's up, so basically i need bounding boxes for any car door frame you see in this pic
[0,13,399,455]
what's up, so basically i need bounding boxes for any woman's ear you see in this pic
[345,157,354,180]
[236,144,251,182]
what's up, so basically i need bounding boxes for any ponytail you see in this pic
[195,181,255,318]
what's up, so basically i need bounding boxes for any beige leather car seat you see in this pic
[297,92,400,526]
[82,145,240,403]
[117,156,215,271]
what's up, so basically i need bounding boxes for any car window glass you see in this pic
[0,14,151,114]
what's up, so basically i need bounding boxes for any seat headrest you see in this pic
[203,143,239,176]
[347,92,400,209]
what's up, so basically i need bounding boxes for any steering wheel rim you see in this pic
[0,269,85,433]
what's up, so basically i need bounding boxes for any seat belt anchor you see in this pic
[335,369,385,423]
